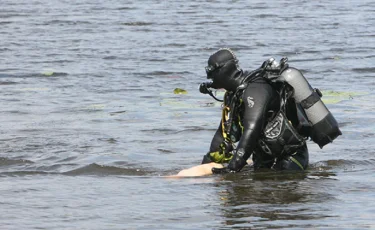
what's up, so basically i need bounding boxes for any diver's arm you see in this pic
[214,83,274,173]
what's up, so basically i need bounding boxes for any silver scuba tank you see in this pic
[278,66,342,148]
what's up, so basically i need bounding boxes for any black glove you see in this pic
[199,82,212,94]
[211,167,235,174]
[227,150,247,172]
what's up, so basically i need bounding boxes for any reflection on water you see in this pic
[213,170,337,228]
[1,0,375,229]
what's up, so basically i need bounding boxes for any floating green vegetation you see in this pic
[321,90,368,104]
[321,90,367,97]
[173,88,188,94]
[42,71,54,76]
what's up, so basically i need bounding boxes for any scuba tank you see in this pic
[199,57,342,149]
[266,58,342,148]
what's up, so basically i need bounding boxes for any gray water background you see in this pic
[1,0,374,229]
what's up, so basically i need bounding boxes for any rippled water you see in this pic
[1,0,374,229]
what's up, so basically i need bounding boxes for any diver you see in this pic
[171,48,341,177]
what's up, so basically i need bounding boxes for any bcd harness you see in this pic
[259,80,307,158]
[213,61,307,162]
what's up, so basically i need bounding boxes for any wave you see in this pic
[0,170,53,177]
[0,72,69,78]
[0,163,151,177]
[121,22,154,26]
[1,156,374,178]
[63,163,150,176]
[0,155,153,177]
[0,81,18,85]
[0,157,33,167]
[352,67,375,73]
[309,158,375,172]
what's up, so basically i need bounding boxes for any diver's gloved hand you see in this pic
[227,150,247,172]
[210,150,247,175]
[211,167,235,174]
[199,82,213,94]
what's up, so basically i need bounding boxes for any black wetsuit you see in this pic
[203,77,309,172]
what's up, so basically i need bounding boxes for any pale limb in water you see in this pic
[167,159,253,178]
[167,163,223,178]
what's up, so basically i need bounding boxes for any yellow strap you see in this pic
[209,151,233,163]
[238,114,244,133]
[221,106,230,139]
[221,91,231,139]
[289,156,304,170]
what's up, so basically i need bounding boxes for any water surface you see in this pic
[1,0,374,229]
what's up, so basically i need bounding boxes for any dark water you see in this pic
[1,0,374,229]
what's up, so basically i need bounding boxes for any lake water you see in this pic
[1,0,374,229]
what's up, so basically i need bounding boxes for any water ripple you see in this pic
[0,0,374,228]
